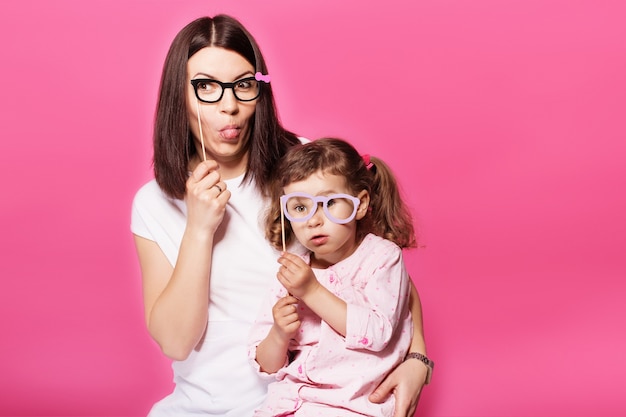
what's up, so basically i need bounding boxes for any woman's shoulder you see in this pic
[131,178,186,236]
[132,178,180,210]
[133,178,162,203]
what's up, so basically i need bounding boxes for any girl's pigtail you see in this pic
[367,156,417,249]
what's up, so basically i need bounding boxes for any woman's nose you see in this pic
[218,88,239,114]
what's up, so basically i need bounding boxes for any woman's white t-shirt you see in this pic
[131,173,280,416]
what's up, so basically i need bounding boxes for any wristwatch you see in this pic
[405,352,434,385]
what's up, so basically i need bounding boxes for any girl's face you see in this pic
[187,46,257,177]
[283,170,369,268]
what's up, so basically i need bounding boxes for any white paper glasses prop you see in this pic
[279,192,361,252]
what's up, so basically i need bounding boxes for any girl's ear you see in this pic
[355,190,370,220]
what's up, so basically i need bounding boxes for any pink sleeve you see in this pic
[344,247,411,351]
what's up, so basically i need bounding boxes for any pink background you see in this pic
[1,0,624,416]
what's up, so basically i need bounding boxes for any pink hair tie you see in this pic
[362,154,374,170]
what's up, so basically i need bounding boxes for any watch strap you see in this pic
[405,352,434,384]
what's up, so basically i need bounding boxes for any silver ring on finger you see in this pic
[213,184,222,193]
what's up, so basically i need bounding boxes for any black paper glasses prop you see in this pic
[191,73,270,161]
[190,77,262,103]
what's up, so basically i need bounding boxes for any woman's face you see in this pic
[187,46,257,173]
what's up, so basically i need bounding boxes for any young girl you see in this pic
[248,138,420,416]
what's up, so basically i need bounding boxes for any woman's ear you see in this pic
[355,190,370,220]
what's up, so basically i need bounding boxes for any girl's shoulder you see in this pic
[359,233,402,255]
[334,234,402,272]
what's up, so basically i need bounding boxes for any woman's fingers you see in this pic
[190,159,220,182]
[187,160,228,201]
[183,160,231,234]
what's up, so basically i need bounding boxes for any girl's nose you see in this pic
[306,205,325,227]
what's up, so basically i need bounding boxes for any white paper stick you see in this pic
[280,201,286,253]
[196,99,206,161]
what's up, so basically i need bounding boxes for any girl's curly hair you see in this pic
[265,137,417,251]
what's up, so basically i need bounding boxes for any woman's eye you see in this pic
[237,80,252,89]
[198,82,218,91]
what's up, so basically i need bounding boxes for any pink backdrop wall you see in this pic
[1,0,624,416]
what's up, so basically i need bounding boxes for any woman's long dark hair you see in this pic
[153,15,299,199]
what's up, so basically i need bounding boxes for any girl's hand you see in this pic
[185,160,230,235]
[276,252,320,299]
[271,295,300,342]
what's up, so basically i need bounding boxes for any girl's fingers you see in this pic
[284,295,299,305]
[276,295,298,307]
[279,253,307,273]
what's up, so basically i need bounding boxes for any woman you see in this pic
[131,14,431,417]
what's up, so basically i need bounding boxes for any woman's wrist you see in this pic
[404,351,435,385]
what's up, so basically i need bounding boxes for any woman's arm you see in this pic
[369,281,430,417]
[135,230,213,361]
[135,160,229,361]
